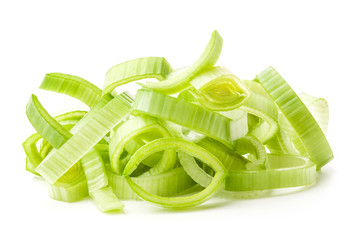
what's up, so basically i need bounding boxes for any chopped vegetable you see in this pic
[23,30,333,212]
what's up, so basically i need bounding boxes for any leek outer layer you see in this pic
[255,66,333,169]
[109,116,175,175]
[189,66,250,111]
[104,57,173,94]
[122,138,227,208]
[140,30,223,94]
[36,94,131,184]
[131,89,248,144]
[40,73,102,107]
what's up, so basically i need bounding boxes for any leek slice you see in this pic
[122,138,227,208]
[255,66,333,169]
[239,89,278,143]
[36,94,131,184]
[299,93,329,134]
[89,186,124,212]
[48,162,88,203]
[109,116,175,175]
[25,101,123,209]
[179,152,316,191]
[235,136,267,170]
[107,166,196,200]
[26,94,71,148]
[197,137,247,170]
[40,73,102,107]
[104,57,173,94]
[163,120,206,143]
[140,30,223,94]
[189,66,250,110]
[225,154,316,191]
[132,89,247,144]
[24,110,88,176]
[23,133,43,176]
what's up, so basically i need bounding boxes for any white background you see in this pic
[1,0,345,239]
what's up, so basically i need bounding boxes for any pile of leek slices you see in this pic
[23,30,333,212]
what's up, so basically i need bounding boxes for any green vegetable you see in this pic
[23,30,333,212]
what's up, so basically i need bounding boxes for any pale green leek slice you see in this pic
[25,100,123,209]
[179,152,316,191]
[265,125,300,155]
[48,162,88,203]
[163,120,206,143]
[109,116,175,175]
[104,57,173,94]
[26,94,71,148]
[23,133,43,176]
[89,186,124,212]
[255,66,333,169]
[40,73,102,107]
[122,138,227,208]
[299,93,329,134]
[24,108,109,204]
[239,89,278,143]
[189,66,250,110]
[196,137,247,171]
[24,110,87,176]
[36,94,131,184]
[132,89,247,144]
[225,154,316,191]
[235,135,267,170]
[140,30,223,94]
[274,93,330,160]
[107,166,196,200]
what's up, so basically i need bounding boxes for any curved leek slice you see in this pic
[225,154,316,191]
[189,66,250,110]
[235,136,267,170]
[23,133,43,176]
[163,120,206,143]
[36,94,131,184]
[122,138,227,208]
[26,94,71,148]
[265,124,300,155]
[255,66,333,169]
[179,152,316,192]
[89,187,124,212]
[132,89,247,144]
[27,107,122,209]
[48,162,88,203]
[107,166,196,200]
[299,93,329,134]
[239,90,278,143]
[140,30,223,94]
[197,137,247,170]
[104,57,173,94]
[243,80,271,99]
[40,73,102,107]
[109,116,175,175]
[24,111,88,176]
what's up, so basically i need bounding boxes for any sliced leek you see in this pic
[109,116,175,175]
[40,73,102,107]
[104,57,173,94]
[122,138,227,208]
[23,30,333,212]
[132,88,248,144]
[255,66,333,169]
[225,154,316,191]
[36,94,131,184]
[190,66,250,110]
[107,166,196,200]
[140,30,223,94]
